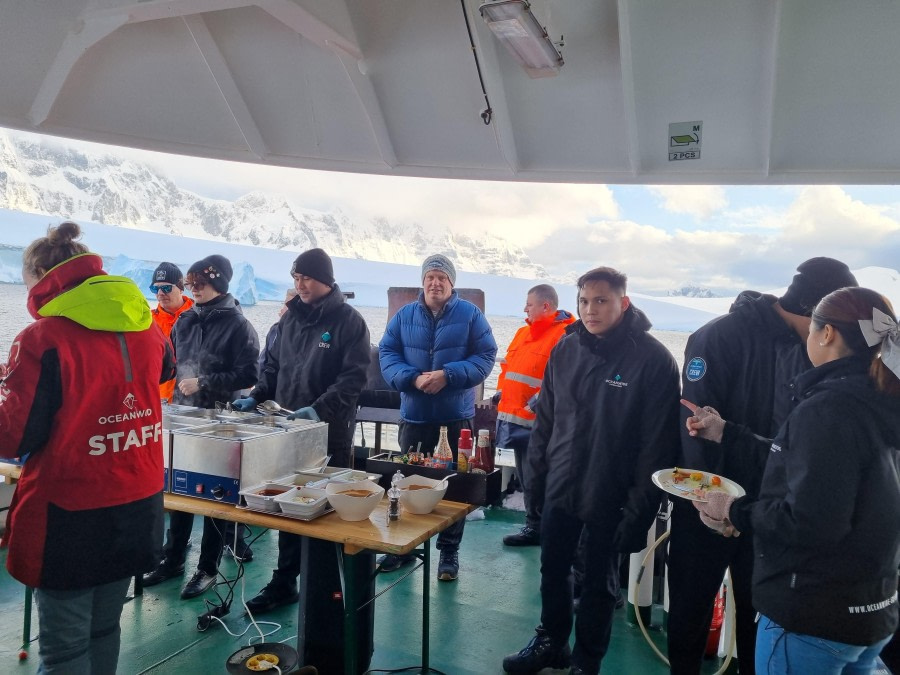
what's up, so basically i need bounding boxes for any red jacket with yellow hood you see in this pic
[0,254,175,589]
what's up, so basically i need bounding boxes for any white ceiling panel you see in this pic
[1,0,899,184]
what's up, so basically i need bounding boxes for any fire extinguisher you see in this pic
[705,585,726,657]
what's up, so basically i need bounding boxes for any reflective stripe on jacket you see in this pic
[497,310,575,427]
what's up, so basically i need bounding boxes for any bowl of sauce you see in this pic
[325,480,385,521]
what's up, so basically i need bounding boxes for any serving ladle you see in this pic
[257,400,289,416]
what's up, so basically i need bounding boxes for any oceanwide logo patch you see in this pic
[686,357,707,382]
[605,374,628,388]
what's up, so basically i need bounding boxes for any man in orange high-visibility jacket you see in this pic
[149,262,193,403]
[496,284,574,546]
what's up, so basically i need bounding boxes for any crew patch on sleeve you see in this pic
[686,357,707,382]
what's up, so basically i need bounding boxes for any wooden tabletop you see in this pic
[0,463,21,482]
[0,461,471,556]
[165,493,471,555]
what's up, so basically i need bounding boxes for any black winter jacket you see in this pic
[171,293,259,409]
[680,292,809,498]
[251,285,370,457]
[526,306,681,552]
[729,357,900,646]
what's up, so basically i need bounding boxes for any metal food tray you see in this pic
[240,416,321,431]
[236,503,335,522]
[180,422,285,440]
[292,466,351,478]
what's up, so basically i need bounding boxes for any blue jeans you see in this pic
[756,615,892,674]
[35,577,132,674]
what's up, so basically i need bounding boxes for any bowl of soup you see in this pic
[395,475,448,515]
[239,483,292,512]
[325,480,384,521]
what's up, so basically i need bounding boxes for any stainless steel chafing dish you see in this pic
[161,411,217,493]
[169,417,328,504]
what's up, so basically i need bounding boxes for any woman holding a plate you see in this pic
[686,286,900,674]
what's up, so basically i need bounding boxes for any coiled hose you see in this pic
[631,531,735,674]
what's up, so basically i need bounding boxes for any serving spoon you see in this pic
[257,400,289,416]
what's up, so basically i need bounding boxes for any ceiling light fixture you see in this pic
[478,0,564,78]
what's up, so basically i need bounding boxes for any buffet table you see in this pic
[0,464,471,674]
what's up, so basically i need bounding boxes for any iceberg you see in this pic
[105,254,258,305]
[0,244,24,284]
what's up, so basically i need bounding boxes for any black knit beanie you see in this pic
[187,254,233,294]
[152,262,184,290]
[779,257,858,317]
[291,248,335,286]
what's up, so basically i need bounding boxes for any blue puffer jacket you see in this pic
[379,291,497,424]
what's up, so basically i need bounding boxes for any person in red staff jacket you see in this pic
[0,222,175,674]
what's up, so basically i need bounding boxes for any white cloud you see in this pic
[778,186,899,254]
[647,185,728,220]
[529,185,900,293]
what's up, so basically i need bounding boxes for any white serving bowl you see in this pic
[325,480,384,521]
[395,474,448,515]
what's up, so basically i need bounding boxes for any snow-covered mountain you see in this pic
[0,130,550,279]
[667,285,720,298]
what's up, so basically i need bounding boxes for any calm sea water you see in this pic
[0,284,690,449]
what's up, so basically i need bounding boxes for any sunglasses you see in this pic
[150,284,175,294]
[187,280,208,291]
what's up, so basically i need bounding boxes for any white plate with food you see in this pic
[651,467,745,503]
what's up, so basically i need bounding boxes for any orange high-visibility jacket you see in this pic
[496,309,575,428]
[152,295,193,402]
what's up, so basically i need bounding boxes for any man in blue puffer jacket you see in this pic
[379,254,497,581]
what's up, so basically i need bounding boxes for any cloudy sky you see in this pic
[17,130,900,294]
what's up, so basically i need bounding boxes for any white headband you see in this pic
[858,307,900,380]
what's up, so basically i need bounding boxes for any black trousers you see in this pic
[268,441,355,589]
[511,442,542,531]
[666,499,757,675]
[163,512,248,575]
[397,419,474,551]
[540,504,620,675]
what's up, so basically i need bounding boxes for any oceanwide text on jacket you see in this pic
[379,291,497,424]
[0,254,174,589]
[526,306,680,552]
[252,285,370,456]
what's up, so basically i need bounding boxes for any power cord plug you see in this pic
[197,603,230,630]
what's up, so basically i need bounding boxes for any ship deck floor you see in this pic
[0,504,735,674]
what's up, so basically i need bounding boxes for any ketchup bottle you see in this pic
[476,429,495,472]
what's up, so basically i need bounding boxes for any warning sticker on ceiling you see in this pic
[668,121,702,161]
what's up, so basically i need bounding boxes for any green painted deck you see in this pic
[0,506,731,674]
